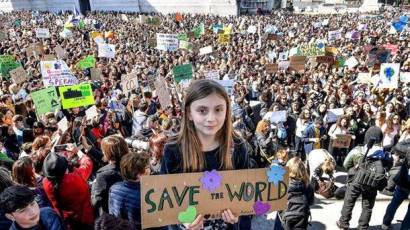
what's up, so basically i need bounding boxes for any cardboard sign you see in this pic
[54,45,66,59]
[179,40,193,51]
[35,28,50,38]
[204,70,219,80]
[328,30,342,41]
[31,87,61,116]
[270,110,287,123]
[199,46,213,55]
[42,55,56,61]
[400,72,410,83]
[266,63,278,74]
[218,34,230,44]
[332,134,352,148]
[357,72,372,84]
[141,168,289,228]
[57,116,69,133]
[278,61,290,70]
[325,47,338,56]
[214,79,234,96]
[326,108,344,123]
[40,60,78,87]
[90,68,102,81]
[26,43,44,57]
[98,43,116,59]
[300,44,325,57]
[10,67,27,84]
[59,83,95,109]
[156,33,179,52]
[316,56,335,64]
[85,105,99,121]
[121,72,139,95]
[379,63,400,89]
[289,56,306,72]
[154,77,172,108]
[173,64,193,83]
[266,34,279,40]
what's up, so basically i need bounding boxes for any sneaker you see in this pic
[381,224,390,230]
[336,220,348,230]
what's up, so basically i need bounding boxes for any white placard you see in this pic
[199,46,213,55]
[400,72,410,83]
[357,72,372,84]
[326,108,344,123]
[214,80,234,96]
[156,33,178,52]
[35,28,50,38]
[98,43,116,59]
[40,60,78,87]
[270,110,287,123]
[57,117,69,133]
[379,63,400,89]
[85,105,99,121]
[345,57,359,69]
[328,30,342,41]
[204,70,219,80]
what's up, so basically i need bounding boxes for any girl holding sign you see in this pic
[161,79,251,229]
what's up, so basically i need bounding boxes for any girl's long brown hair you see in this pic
[178,79,233,172]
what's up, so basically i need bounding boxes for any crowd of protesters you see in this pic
[0,5,409,230]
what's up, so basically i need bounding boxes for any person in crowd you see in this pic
[108,150,150,228]
[0,167,14,229]
[308,149,336,190]
[254,119,277,166]
[303,118,327,156]
[295,108,312,158]
[161,79,251,229]
[132,101,149,136]
[328,116,350,166]
[0,185,64,230]
[94,213,136,230]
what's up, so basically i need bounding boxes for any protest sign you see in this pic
[289,56,306,72]
[383,44,398,55]
[358,24,368,30]
[289,47,301,57]
[42,55,56,61]
[344,57,359,69]
[0,55,22,79]
[59,83,95,109]
[90,68,102,81]
[26,43,44,57]
[270,110,287,123]
[357,72,372,84]
[300,44,325,57]
[199,46,213,55]
[54,45,66,59]
[179,40,193,51]
[278,52,288,61]
[141,168,289,228]
[192,23,205,38]
[173,64,193,83]
[98,44,116,59]
[266,34,279,41]
[247,25,257,34]
[204,70,219,80]
[121,72,139,96]
[156,33,179,52]
[40,60,78,87]
[214,80,234,96]
[345,31,361,40]
[146,16,161,26]
[325,47,338,56]
[328,30,342,41]
[77,55,96,70]
[9,67,27,84]
[316,56,335,64]
[218,34,230,45]
[278,61,290,70]
[379,63,400,89]
[0,30,6,40]
[31,87,61,116]
[121,14,129,22]
[85,105,99,121]
[332,134,352,148]
[177,33,188,41]
[400,72,410,83]
[57,116,68,133]
[326,108,344,123]
[265,63,278,74]
[35,28,50,38]
[139,15,147,24]
[154,77,172,108]
[59,28,73,38]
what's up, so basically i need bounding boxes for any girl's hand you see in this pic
[222,209,238,225]
[185,214,203,230]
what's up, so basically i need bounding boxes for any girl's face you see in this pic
[393,115,400,125]
[386,103,393,112]
[188,92,227,139]
[341,119,348,127]
[363,103,370,112]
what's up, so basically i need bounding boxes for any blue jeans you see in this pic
[382,186,410,230]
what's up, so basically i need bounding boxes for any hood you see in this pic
[288,179,306,193]
[366,146,386,160]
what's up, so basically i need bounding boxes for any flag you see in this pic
[78,20,85,29]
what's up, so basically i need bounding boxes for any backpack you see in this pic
[353,147,388,191]
[277,123,288,140]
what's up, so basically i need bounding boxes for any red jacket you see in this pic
[43,155,94,227]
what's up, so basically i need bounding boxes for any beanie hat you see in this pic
[364,126,383,145]
[42,152,68,180]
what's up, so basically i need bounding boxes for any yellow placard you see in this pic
[59,83,95,109]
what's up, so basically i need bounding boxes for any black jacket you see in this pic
[91,163,123,213]
[392,139,410,191]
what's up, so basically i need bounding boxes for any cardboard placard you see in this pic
[332,134,352,148]
[204,70,219,80]
[357,72,372,84]
[26,43,44,57]
[54,45,66,59]
[59,83,95,109]
[316,56,335,64]
[57,116,69,133]
[10,67,27,84]
[289,56,306,72]
[31,87,61,116]
[267,34,279,40]
[42,55,56,61]
[141,168,289,228]
[85,105,99,121]
[121,72,139,96]
[154,77,172,108]
[265,63,278,74]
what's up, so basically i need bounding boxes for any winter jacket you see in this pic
[43,155,94,227]
[91,163,123,213]
[132,110,147,136]
[302,124,327,155]
[10,207,64,230]
[108,181,142,228]
[282,179,314,230]
[0,212,12,230]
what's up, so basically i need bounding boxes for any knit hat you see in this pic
[42,152,68,179]
[364,126,384,145]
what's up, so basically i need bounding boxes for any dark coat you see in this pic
[302,123,327,155]
[10,207,64,230]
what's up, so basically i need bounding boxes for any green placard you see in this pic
[0,55,22,79]
[76,55,96,70]
[59,83,95,109]
[173,63,193,83]
[31,87,61,116]
[177,33,188,41]
[192,23,204,39]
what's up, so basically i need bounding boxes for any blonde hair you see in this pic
[287,157,309,185]
[276,149,288,163]
[321,158,335,175]
[256,120,270,135]
[178,79,233,172]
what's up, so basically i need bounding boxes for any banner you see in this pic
[98,43,116,59]
[300,44,325,57]
[59,83,95,109]
[77,55,96,70]
[379,63,400,89]
[156,33,179,52]
[40,60,78,87]
[35,28,50,38]
[173,64,193,83]
[9,67,27,84]
[154,77,172,108]
[31,87,61,116]
[121,72,139,96]
[141,168,289,228]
